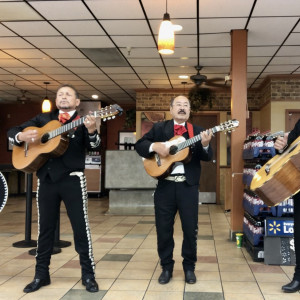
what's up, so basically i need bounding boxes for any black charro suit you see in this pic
[7,109,100,281]
[284,119,300,281]
[135,119,213,272]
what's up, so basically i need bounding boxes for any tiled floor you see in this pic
[0,196,298,300]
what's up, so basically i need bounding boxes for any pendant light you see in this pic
[42,82,52,113]
[158,0,174,55]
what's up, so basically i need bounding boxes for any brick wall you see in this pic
[136,76,300,112]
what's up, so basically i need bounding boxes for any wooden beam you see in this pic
[230,29,247,235]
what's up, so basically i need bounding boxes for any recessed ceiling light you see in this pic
[179,75,189,79]
[92,94,99,99]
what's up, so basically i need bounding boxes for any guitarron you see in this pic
[250,135,300,206]
[12,104,123,173]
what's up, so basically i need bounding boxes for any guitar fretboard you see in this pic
[177,126,218,151]
[49,117,86,139]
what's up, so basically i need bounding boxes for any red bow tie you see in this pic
[59,112,71,124]
[174,124,187,136]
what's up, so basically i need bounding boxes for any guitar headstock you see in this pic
[92,104,123,121]
[214,119,239,134]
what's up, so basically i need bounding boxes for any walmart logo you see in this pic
[268,221,281,235]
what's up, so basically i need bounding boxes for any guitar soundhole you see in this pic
[41,133,50,144]
[169,145,178,155]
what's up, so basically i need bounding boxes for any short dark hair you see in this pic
[57,84,79,99]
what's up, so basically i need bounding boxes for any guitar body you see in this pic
[250,135,300,206]
[12,120,69,173]
[143,135,190,179]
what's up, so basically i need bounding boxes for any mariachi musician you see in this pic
[275,121,300,293]
[135,95,213,285]
[7,84,100,293]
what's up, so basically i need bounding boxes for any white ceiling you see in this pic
[0,0,299,105]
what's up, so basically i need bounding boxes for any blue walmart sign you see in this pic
[265,218,294,237]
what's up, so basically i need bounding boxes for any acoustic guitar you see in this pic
[250,135,300,206]
[12,104,123,173]
[143,119,239,179]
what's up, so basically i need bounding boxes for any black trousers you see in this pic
[293,192,300,280]
[35,172,95,280]
[154,180,199,272]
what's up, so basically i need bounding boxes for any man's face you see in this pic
[170,96,190,123]
[56,86,80,111]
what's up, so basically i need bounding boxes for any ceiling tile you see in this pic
[253,0,300,16]
[0,24,16,36]
[30,1,93,20]
[0,37,34,49]
[101,20,150,35]
[5,49,47,59]
[51,20,105,36]
[25,36,74,48]
[3,21,59,36]
[0,2,42,21]
[55,58,95,68]
[248,17,299,46]
[86,0,144,19]
[42,49,86,59]
[68,36,115,48]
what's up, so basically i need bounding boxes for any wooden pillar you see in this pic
[230,29,247,237]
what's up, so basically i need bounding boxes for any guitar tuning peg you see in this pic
[112,116,115,119]
[103,118,107,122]
[107,117,111,120]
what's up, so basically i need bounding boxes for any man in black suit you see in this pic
[7,84,100,293]
[275,122,300,293]
[135,95,213,284]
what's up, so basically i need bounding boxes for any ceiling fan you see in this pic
[17,90,31,103]
[189,0,227,89]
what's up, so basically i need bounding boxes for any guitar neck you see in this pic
[177,127,218,151]
[50,116,86,138]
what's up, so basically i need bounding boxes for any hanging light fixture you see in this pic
[158,0,174,55]
[42,82,52,113]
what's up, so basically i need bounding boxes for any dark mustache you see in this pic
[178,109,186,114]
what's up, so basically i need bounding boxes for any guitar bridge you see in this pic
[155,153,161,166]
[265,164,270,175]
[24,142,28,157]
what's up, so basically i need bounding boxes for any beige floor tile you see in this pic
[51,267,81,278]
[222,281,261,294]
[96,260,127,270]
[21,288,70,300]
[224,293,264,300]
[255,272,290,283]
[196,271,221,281]
[148,279,185,292]
[124,261,158,271]
[258,281,292,295]
[221,271,255,282]
[219,263,251,273]
[102,290,145,300]
[118,268,154,280]
[195,262,219,272]
[144,291,184,300]
[264,294,300,300]
[110,279,150,291]
[96,268,122,279]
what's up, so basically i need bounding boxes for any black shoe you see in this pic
[82,278,99,293]
[282,280,300,293]
[158,270,172,284]
[23,278,51,293]
[185,270,196,284]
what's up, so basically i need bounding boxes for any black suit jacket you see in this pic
[7,110,99,182]
[135,119,213,186]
